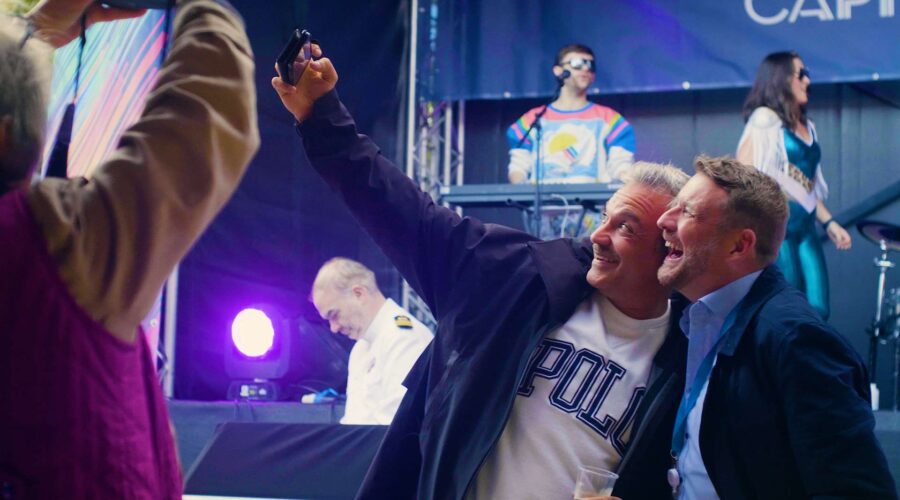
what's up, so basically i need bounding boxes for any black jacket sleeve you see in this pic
[298,90,537,320]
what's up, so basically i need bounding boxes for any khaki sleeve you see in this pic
[26,0,260,342]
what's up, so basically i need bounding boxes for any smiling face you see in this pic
[586,182,672,317]
[656,174,736,301]
[790,57,810,107]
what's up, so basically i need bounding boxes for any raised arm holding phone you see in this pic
[273,45,691,500]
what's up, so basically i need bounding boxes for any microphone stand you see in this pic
[515,74,567,237]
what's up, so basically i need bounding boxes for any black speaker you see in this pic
[184,422,386,499]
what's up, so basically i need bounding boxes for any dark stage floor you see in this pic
[169,400,900,498]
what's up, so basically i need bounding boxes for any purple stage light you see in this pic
[231,308,275,357]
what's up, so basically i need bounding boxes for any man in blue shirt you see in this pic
[655,155,895,498]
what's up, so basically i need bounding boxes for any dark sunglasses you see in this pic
[796,67,810,80]
[563,57,596,73]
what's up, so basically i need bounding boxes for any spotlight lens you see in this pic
[231,308,275,357]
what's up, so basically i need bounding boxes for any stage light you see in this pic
[231,308,275,358]
[226,305,292,401]
[223,307,351,402]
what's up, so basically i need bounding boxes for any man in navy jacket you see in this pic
[657,156,895,498]
[273,51,691,498]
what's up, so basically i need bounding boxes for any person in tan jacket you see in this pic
[0,0,258,497]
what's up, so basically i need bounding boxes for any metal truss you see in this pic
[400,0,465,332]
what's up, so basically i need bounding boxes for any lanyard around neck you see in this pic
[670,308,738,457]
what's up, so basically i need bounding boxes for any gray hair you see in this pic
[620,161,690,197]
[0,16,51,191]
[312,257,380,296]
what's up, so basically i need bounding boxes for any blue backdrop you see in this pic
[428,0,900,99]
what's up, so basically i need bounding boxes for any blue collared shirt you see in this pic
[677,270,762,500]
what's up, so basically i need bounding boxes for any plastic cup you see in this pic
[573,465,618,499]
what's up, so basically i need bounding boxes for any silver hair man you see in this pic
[313,256,380,296]
[621,161,689,199]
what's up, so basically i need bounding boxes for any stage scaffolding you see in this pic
[400,0,465,330]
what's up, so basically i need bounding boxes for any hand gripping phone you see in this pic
[277,28,311,85]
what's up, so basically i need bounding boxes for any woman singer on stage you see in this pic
[737,51,852,320]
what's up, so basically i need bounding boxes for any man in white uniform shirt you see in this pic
[312,257,433,425]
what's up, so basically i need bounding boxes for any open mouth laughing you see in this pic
[664,239,684,261]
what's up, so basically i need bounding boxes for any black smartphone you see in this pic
[102,0,172,9]
[277,29,311,86]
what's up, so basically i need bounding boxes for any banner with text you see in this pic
[426,0,899,100]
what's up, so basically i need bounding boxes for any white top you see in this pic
[467,293,670,499]
[737,106,828,213]
[341,298,433,425]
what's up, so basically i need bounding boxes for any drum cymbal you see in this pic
[857,219,900,251]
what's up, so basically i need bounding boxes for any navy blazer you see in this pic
[698,266,896,498]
